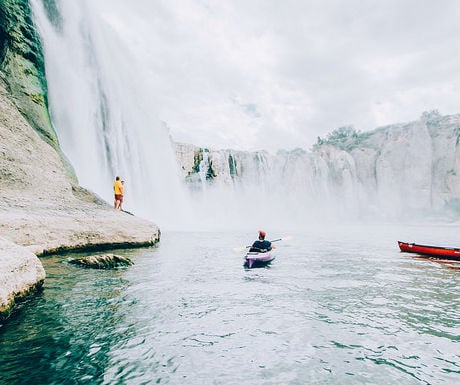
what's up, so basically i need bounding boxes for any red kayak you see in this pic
[398,241,460,261]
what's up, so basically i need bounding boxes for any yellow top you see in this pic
[114,180,123,195]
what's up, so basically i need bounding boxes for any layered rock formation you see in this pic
[0,84,160,320]
[175,111,460,221]
[0,0,160,321]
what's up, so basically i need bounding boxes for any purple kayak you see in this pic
[244,251,275,268]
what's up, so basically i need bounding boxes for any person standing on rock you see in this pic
[113,176,123,210]
[119,180,125,211]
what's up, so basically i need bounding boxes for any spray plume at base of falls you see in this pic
[31,0,195,229]
[31,1,460,232]
[176,112,460,231]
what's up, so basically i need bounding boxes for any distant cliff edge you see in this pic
[175,111,460,221]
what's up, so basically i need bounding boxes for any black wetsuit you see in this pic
[249,240,272,252]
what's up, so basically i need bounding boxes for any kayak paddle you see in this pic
[233,235,293,252]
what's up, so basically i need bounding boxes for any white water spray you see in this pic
[31,0,322,232]
[30,1,460,232]
[31,0,192,229]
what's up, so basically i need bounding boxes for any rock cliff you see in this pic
[0,0,160,321]
[0,0,59,149]
[175,111,460,221]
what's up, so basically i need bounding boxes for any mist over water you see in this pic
[3,5,460,383]
[32,0,318,231]
[186,149,342,231]
[31,0,192,229]
[30,1,458,232]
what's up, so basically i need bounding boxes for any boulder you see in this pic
[68,254,134,269]
[0,237,45,320]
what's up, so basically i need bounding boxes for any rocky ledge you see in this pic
[0,83,160,321]
[68,254,134,269]
[0,237,45,320]
[0,1,160,322]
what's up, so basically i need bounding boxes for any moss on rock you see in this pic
[0,0,57,144]
[0,0,78,183]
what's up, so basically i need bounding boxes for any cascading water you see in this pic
[30,0,323,231]
[30,0,192,229]
[186,148,342,230]
[29,1,460,231]
[197,150,210,188]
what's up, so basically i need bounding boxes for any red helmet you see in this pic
[258,230,266,237]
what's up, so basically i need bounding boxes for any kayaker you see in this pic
[250,230,276,252]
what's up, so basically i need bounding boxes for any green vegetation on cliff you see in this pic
[0,0,78,183]
[313,125,372,151]
[0,0,57,148]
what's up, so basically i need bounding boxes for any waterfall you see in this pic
[31,0,192,229]
[197,149,210,189]
[178,147,347,230]
[30,0,318,231]
[30,1,460,231]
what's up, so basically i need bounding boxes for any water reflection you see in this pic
[410,255,460,270]
[0,256,135,385]
[1,226,460,385]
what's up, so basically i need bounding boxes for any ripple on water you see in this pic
[1,227,460,385]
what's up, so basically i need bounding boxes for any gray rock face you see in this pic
[68,254,134,269]
[0,80,160,320]
[0,237,45,320]
[0,0,161,321]
[0,82,160,253]
[0,0,59,149]
[175,112,460,220]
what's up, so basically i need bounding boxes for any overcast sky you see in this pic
[103,0,460,152]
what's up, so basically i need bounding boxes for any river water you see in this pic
[1,223,459,385]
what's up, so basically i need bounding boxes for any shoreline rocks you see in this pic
[0,237,45,321]
[0,82,160,322]
[68,254,134,269]
[0,1,160,322]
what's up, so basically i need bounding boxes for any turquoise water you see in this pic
[1,224,460,385]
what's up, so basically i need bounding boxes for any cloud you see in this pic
[99,0,460,151]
